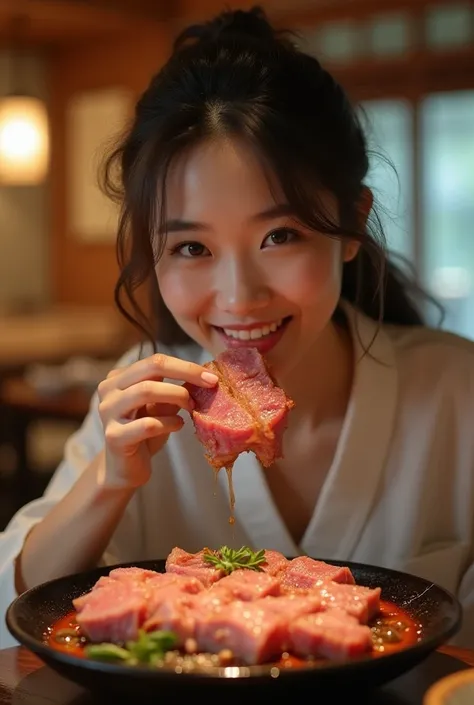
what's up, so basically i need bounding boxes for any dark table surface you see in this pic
[0,645,472,705]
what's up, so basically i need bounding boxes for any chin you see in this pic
[264,349,298,379]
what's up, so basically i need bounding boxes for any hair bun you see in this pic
[173,6,278,52]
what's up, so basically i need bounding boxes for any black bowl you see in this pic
[6,558,462,702]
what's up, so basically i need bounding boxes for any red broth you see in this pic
[45,598,422,668]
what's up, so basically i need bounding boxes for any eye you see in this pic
[171,242,211,258]
[262,228,299,248]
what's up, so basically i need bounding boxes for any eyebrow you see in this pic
[162,204,294,234]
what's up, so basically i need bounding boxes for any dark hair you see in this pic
[102,6,440,348]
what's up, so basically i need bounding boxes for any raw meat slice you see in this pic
[209,569,281,600]
[195,599,288,664]
[257,593,323,620]
[142,588,198,644]
[281,556,355,591]
[73,568,204,642]
[185,348,294,470]
[73,581,147,643]
[260,550,289,576]
[289,609,373,660]
[316,582,381,624]
[165,547,224,587]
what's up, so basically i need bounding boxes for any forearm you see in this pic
[16,451,135,592]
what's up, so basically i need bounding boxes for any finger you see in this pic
[140,402,181,418]
[98,353,218,398]
[105,415,184,452]
[105,367,122,379]
[100,381,194,421]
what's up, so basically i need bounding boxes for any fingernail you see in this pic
[201,371,219,385]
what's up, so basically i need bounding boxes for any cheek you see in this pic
[278,241,343,303]
[156,268,206,322]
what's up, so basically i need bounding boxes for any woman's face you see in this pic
[155,138,359,378]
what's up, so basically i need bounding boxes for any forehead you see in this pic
[164,137,283,220]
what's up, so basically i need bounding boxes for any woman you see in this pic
[1,7,473,649]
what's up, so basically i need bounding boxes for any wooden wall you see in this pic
[48,26,172,309]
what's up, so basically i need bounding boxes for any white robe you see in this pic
[1,303,473,649]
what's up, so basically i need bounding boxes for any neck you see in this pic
[282,318,355,428]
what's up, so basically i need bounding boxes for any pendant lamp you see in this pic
[0,13,50,186]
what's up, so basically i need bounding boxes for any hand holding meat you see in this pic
[96,354,218,489]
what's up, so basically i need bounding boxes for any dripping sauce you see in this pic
[225,466,235,525]
[213,465,236,525]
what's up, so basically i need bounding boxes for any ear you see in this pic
[358,186,373,225]
[342,239,361,262]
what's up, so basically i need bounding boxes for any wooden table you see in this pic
[0,377,94,505]
[0,645,472,705]
[0,377,93,421]
[0,306,128,372]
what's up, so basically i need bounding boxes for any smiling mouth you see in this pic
[214,317,290,339]
[212,317,292,349]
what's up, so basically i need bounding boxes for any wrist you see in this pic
[94,451,148,493]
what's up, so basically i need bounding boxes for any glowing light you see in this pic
[0,96,49,184]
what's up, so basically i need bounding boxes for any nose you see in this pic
[214,258,271,316]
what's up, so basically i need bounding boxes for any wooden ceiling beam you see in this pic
[270,0,474,28]
[0,0,472,48]
[54,0,175,23]
[0,0,167,47]
[169,0,473,28]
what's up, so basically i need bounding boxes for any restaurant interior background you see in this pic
[0,0,473,530]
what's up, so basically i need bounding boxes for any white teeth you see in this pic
[223,319,284,340]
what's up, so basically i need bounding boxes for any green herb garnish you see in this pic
[85,643,131,662]
[85,629,177,665]
[203,545,266,575]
